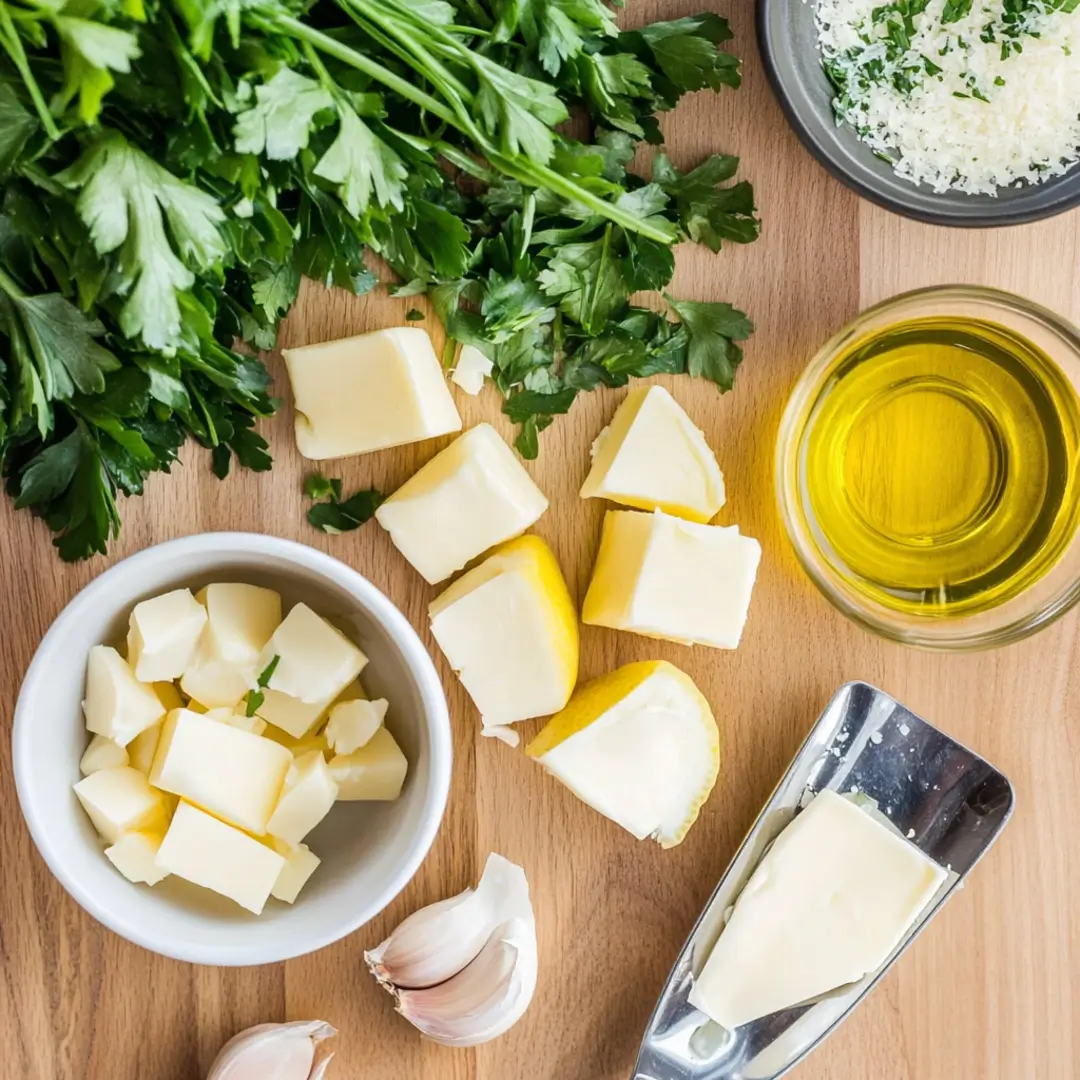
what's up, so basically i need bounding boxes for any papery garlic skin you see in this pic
[366,853,537,1047]
[366,852,529,989]
[206,1020,335,1080]
[396,917,538,1047]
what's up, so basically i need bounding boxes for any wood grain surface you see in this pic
[3,4,1079,1079]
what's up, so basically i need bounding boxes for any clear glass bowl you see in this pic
[776,285,1080,650]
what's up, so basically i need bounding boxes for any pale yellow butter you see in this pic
[266,750,338,846]
[155,801,285,914]
[688,790,948,1029]
[127,589,207,682]
[283,327,462,460]
[580,386,725,523]
[257,602,367,706]
[269,842,321,904]
[83,645,166,747]
[328,726,408,801]
[105,830,169,886]
[79,734,129,776]
[73,766,167,843]
[582,509,761,649]
[375,423,549,584]
[150,708,292,835]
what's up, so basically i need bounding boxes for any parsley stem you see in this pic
[0,264,26,300]
[0,2,60,140]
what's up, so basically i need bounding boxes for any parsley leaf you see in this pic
[666,296,754,391]
[59,132,227,353]
[313,105,408,217]
[245,654,281,716]
[233,69,333,160]
[305,473,385,533]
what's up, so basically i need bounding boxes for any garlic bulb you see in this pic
[365,853,537,1046]
[206,1020,335,1080]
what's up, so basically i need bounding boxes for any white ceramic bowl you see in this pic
[13,533,452,966]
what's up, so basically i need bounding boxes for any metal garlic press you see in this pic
[633,681,1014,1080]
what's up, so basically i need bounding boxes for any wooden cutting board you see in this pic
[2,4,1078,1078]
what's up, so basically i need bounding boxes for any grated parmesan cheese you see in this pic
[815,0,1080,194]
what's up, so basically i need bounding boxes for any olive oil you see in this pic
[800,316,1080,617]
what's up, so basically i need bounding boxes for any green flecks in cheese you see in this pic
[816,0,1080,194]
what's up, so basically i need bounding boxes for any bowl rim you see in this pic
[12,531,453,966]
[774,284,1080,651]
[756,0,1080,228]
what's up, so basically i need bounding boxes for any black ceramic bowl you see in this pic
[757,0,1080,227]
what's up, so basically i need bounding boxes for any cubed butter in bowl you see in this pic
[13,533,451,966]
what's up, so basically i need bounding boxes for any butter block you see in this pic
[257,603,367,705]
[127,589,207,682]
[155,801,286,914]
[689,790,948,1030]
[255,689,332,740]
[182,584,282,707]
[429,535,578,734]
[325,698,387,755]
[83,646,166,747]
[329,727,408,801]
[150,709,292,834]
[582,509,761,649]
[580,386,725,523]
[266,750,338,846]
[127,723,161,776]
[283,327,462,460]
[270,842,321,904]
[375,424,549,584]
[105,830,169,885]
[79,734,129,775]
[74,766,167,843]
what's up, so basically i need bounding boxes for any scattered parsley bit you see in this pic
[305,473,385,534]
[405,309,425,322]
[245,655,281,717]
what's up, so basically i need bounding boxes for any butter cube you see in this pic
[128,723,161,775]
[283,327,462,460]
[580,386,726,523]
[83,645,166,747]
[269,841,321,904]
[155,802,286,914]
[150,709,292,834]
[325,698,387,755]
[182,584,282,707]
[105,830,169,886]
[257,603,367,705]
[329,727,408,801]
[225,709,268,735]
[375,424,549,584]
[79,734,129,775]
[428,535,578,733]
[582,510,761,649]
[255,689,332,740]
[74,766,167,843]
[127,589,207,682]
[266,750,339,846]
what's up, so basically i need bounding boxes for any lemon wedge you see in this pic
[580,386,725,523]
[429,535,578,744]
[526,660,719,847]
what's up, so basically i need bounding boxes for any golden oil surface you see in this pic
[801,316,1080,616]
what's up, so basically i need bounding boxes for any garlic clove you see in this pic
[365,853,529,989]
[393,917,538,1047]
[481,724,521,748]
[307,1053,334,1080]
[206,1020,335,1080]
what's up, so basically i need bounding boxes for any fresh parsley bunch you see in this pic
[0,0,759,559]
